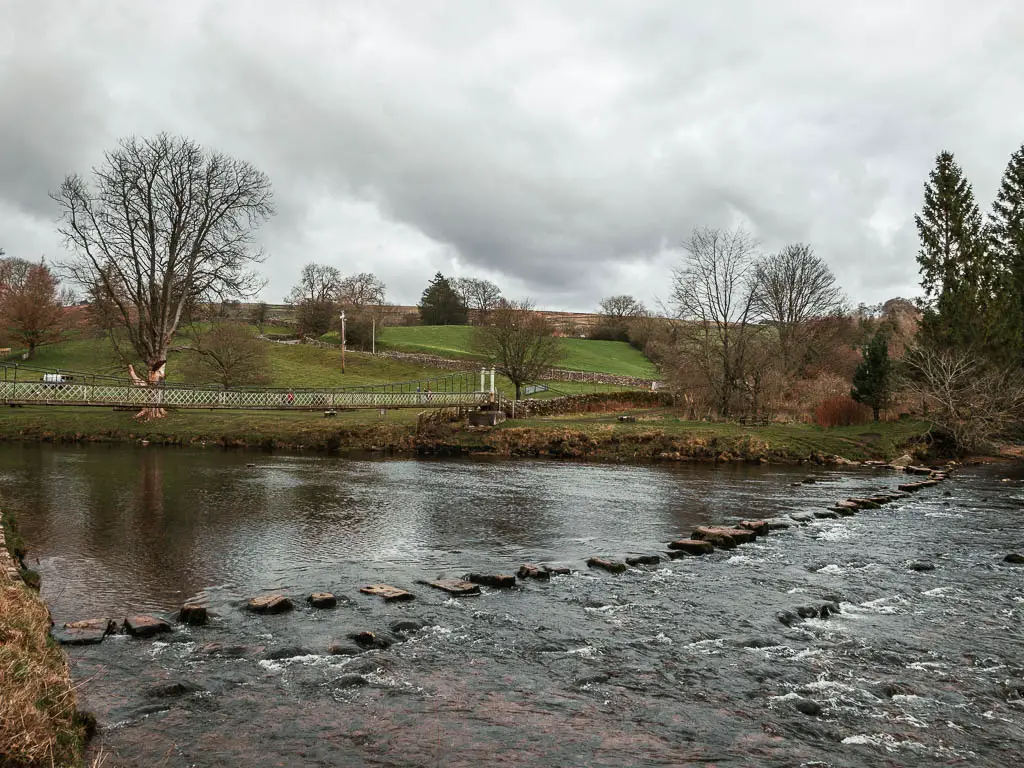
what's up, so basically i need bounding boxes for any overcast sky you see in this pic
[2,1,1023,312]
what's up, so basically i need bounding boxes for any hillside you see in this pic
[9,333,636,400]
[377,325,658,379]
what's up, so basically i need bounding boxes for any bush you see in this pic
[813,395,872,427]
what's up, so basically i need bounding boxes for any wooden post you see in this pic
[340,311,346,374]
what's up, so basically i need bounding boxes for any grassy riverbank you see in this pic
[0,515,91,768]
[0,405,931,462]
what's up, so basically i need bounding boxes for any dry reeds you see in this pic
[0,568,88,767]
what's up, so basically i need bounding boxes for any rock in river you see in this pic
[308,592,338,608]
[667,538,714,555]
[247,594,294,615]
[1003,553,1024,566]
[125,615,172,638]
[586,557,628,573]
[177,603,208,626]
[465,573,517,589]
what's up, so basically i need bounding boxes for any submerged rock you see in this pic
[625,554,661,566]
[262,646,315,661]
[177,603,208,626]
[349,631,394,650]
[335,673,370,688]
[390,618,430,635]
[909,561,936,572]
[327,643,364,656]
[144,681,205,699]
[791,697,822,717]
[1003,553,1024,565]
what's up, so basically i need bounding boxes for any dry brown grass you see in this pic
[0,568,88,768]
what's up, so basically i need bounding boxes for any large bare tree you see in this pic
[54,134,273,398]
[472,298,564,399]
[753,243,846,378]
[285,262,343,305]
[339,272,386,307]
[454,277,503,322]
[671,227,762,417]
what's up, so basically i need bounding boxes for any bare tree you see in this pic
[753,244,846,377]
[671,227,762,417]
[454,277,503,322]
[0,257,68,357]
[595,294,647,341]
[471,298,564,399]
[182,322,270,389]
[338,272,386,307]
[54,134,273,406]
[904,344,1024,453]
[286,263,342,305]
[249,301,269,333]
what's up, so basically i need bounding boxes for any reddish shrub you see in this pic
[813,395,872,428]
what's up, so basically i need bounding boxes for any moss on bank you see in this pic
[0,514,91,768]
[0,405,931,463]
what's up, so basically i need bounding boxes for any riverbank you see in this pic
[0,512,91,768]
[0,405,934,463]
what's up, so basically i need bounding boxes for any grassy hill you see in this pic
[8,332,635,400]
[377,325,658,378]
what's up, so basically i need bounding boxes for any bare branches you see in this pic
[454,277,502,321]
[53,133,273,383]
[904,344,1024,452]
[471,298,564,399]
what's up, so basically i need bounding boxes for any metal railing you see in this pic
[0,364,496,411]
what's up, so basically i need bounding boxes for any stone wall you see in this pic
[501,391,673,418]
[0,512,23,583]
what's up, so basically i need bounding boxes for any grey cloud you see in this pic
[2,0,1023,310]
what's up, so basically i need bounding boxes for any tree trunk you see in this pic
[515,381,522,400]
[129,360,168,421]
[872,405,880,422]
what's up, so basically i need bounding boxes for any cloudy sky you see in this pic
[2,1,1023,312]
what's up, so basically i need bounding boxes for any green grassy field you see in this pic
[7,334,636,400]
[377,325,658,378]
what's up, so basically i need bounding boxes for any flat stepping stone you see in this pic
[177,603,208,625]
[308,592,337,609]
[625,554,661,566]
[789,513,813,523]
[830,506,857,517]
[833,500,859,510]
[247,594,294,614]
[898,482,923,492]
[543,565,572,576]
[517,564,551,580]
[813,510,840,519]
[53,627,108,646]
[586,557,628,573]
[846,498,881,509]
[667,538,714,555]
[692,526,756,548]
[465,573,517,589]
[416,579,481,596]
[904,465,934,475]
[359,584,414,602]
[737,520,769,536]
[917,479,939,487]
[763,518,792,530]
[125,615,172,638]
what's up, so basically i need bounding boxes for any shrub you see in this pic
[813,395,872,427]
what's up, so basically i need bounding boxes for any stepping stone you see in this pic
[465,573,517,589]
[348,630,393,649]
[125,615,172,638]
[846,498,881,509]
[813,510,840,519]
[543,565,572,576]
[789,513,813,523]
[904,465,934,475]
[738,520,769,536]
[64,618,118,633]
[692,526,756,547]
[308,592,337,609]
[917,479,939,488]
[625,554,661,566]
[53,627,108,646]
[517,564,551,580]
[763,518,792,530]
[830,506,857,517]
[359,584,414,602]
[177,603,208,626]
[667,538,714,555]
[586,557,628,573]
[247,594,294,614]
[416,579,481,596]
[833,500,860,510]
[898,483,923,492]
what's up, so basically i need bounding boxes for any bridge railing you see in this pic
[0,380,493,410]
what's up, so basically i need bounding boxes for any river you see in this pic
[1,444,1022,767]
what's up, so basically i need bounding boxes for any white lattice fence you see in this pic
[0,382,491,410]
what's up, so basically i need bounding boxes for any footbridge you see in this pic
[0,364,499,411]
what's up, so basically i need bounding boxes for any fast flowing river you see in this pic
[1,444,1022,767]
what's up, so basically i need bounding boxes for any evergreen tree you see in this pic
[914,150,1014,362]
[989,143,1024,365]
[851,331,893,422]
[418,272,468,325]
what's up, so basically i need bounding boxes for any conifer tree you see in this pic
[989,143,1024,365]
[418,272,468,325]
[914,150,1011,361]
[851,331,893,422]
